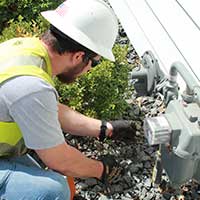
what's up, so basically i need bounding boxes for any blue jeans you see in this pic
[0,155,70,200]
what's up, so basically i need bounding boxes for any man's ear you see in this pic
[71,51,85,65]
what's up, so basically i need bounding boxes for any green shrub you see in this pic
[55,45,133,120]
[0,0,63,33]
[0,16,48,42]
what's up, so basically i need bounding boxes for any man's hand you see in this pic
[99,155,122,193]
[109,120,136,141]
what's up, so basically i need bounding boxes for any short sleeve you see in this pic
[7,78,65,149]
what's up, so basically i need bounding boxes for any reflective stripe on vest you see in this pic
[0,53,54,157]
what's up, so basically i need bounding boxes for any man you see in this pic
[0,0,135,199]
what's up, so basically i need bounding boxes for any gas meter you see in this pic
[132,57,200,187]
[144,61,200,187]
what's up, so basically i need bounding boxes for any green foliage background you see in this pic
[0,0,133,120]
[0,0,63,33]
[55,45,133,120]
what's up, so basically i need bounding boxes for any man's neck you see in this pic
[41,40,69,76]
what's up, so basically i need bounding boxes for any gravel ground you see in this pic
[66,24,200,200]
[69,94,200,200]
[67,94,165,200]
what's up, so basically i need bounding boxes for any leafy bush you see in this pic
[55,45,133,120]
[0,0,63,33]
[0,16,48,42]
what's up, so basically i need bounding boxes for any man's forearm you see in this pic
[61,145,103,179]
[36,142,103,179]
[58,103,113,137]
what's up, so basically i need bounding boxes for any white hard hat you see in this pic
[41,0,118,61]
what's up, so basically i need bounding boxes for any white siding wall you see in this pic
[108,0,200,88]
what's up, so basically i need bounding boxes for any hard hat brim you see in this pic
[41,11,115,61]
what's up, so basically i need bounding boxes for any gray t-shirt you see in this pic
[0,76,65,149]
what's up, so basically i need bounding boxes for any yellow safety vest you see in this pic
[0,37,54,157]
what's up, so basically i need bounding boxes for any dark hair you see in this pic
[41,25,97,58]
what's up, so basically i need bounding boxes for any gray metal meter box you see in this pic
[143,61,200,187]
[161,100,200,186]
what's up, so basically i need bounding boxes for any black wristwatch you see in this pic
[99,120,107,141]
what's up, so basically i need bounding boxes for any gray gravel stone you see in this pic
[98,195,109,200]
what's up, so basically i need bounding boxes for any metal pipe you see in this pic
[169,62,200,105]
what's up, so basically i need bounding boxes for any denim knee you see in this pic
[11,175,71,200]
[36,176,70,200]
[0,157,71,200]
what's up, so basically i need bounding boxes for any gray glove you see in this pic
[110,120,136,141]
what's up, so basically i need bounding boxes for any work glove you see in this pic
[99,155,123,193]
[110,120,136,141]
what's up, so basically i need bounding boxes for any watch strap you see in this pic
[99,120,107,141]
